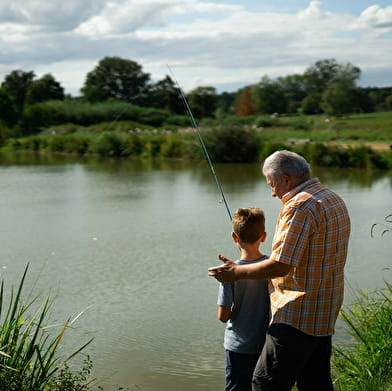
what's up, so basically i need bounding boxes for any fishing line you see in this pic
[167,65,232,221]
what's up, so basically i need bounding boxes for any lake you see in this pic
[0,152,391,390]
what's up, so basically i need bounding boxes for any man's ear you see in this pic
[281,174,290,185]
[232,231,239,243]
[260,231,267,243]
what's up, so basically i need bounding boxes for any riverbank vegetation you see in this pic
[0,265,93,390]
[0,56,391,169]
[1,109,391,169]
[332,281,392,391]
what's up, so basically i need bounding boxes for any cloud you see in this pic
[0,1,391,95]
[0,0,106,31]
[349,5,392,34]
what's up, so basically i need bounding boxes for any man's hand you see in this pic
[208,254,237,282]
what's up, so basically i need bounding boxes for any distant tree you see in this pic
[25,74,65,104]
[81,57,151,104]
[301,93,323,114]
[216,91,236,116]
[187,86,217,118]
[355,88,375,113]
[277,74,307,113]
[254,76,286,114]
[303,59,361,113]
[321,79,358,116]
[386,95,392,111]
[1,70,35,113]
[236,87,257,116]
[149,75,184,114]
[0,88,19,127]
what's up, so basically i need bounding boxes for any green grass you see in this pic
[332,282,392,391]
[258,111,392,144]
[0,265,93,390]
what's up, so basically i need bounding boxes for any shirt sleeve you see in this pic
[217,282,233,306]
[270,205,315,267]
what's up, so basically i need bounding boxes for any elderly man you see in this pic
[209,150,350,391]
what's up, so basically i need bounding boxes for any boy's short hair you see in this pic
[232,207,265,244]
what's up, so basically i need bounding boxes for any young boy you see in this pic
[217,207,270,391]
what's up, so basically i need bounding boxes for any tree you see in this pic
[277,74,307,113]
[321,80,358,116]
[254,76,286,114]
[149,75,184,114]
[25,74,65,104]
[236,87,257,116]
[187,86,217,118]
[0,88,19,127]
[81,57,151,104]
[303,59,361,113]
[216,91,236,116]
[1,70,35,113]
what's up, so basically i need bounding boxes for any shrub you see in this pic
[201,125,261,163]
[90,132,128,157]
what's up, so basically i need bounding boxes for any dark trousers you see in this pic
[226,350,260,391]
[252,323,333,391]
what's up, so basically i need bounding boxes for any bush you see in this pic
[90,132,128,157]
[201,125,261,163]
[254,116,280,128]
[48,134,90,154]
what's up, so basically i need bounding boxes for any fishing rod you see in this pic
[167,65,232,221]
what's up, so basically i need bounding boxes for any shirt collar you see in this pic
[282,178,320,204]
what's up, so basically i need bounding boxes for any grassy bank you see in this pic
[0,111,391,169]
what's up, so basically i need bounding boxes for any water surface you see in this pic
[0,152,391,390]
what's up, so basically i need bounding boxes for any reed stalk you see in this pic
[0,264,93,390]
[332,281,392,391]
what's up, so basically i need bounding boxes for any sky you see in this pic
[0,0,391,96]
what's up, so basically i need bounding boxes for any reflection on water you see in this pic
[0,151,391,390]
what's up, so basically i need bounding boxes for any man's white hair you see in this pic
[262,150,311,181]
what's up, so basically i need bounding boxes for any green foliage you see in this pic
[187,86,218,118]
[201,125,261,163]
[322,81,358,117]
[90,132,128,157]
[163,115,190,127]
[17,102,60,136]
[81,57,150,104]
[47,358,93,391]
[48,134,90,154]
[289,116,313,130]
[333,282,392,391]
[254,116,281,128]
[0,265,93,390]
[25,74,65,105]
[160,136,192,158]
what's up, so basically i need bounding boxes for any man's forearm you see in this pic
[235,258,291,280]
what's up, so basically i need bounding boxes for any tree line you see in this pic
[1,56,391,137]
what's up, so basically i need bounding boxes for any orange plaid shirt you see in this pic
[269,178,350,336]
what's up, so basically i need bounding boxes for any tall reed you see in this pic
[0,265,93,390]
[332,281,392,391]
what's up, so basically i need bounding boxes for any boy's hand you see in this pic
[208,254,237,282]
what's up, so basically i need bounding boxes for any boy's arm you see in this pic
[217,305,231,323]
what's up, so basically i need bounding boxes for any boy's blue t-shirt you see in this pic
[217,255,270,354]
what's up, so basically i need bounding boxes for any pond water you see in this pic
[0,152,391,390]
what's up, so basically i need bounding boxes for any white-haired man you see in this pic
[209,150,350,391]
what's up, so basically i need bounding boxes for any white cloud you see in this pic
[0,0,391,95]
[349,4,392,36]
[0,0,106,31]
